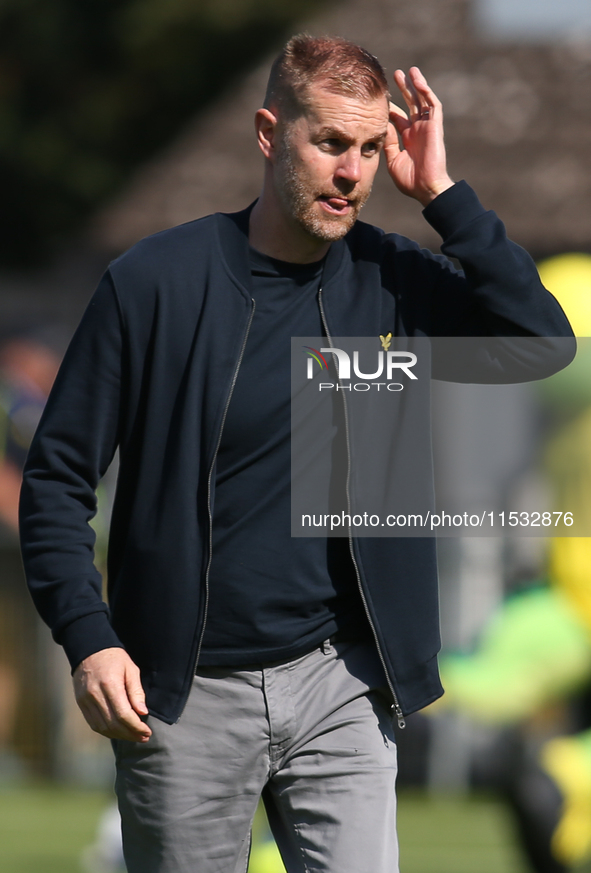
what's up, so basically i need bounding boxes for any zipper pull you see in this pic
[393,704,406,730]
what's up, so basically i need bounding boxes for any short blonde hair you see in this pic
[264,34,389,120]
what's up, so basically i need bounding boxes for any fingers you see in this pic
[393,67,441,122]
[125,659,149,717]
[384,102,406,158]
[387,67,452,204]
[393,69,422,121]
[389,100,410,132]
[78,674,151,742]
[73,648,152,743]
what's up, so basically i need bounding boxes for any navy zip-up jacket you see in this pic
[19,182,575,723]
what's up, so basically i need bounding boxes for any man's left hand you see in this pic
[384,66,454,207]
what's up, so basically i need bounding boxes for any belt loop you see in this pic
[321,639,332,655]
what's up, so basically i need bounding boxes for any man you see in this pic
[20,34,573,873]
[0,330,64,776]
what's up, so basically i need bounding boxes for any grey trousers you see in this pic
[114,639,399,873]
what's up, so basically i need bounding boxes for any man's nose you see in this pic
[335,150,362,184]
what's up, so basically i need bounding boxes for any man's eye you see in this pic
[321,139,340,149]
[362,143,380,156]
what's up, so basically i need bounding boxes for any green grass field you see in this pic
[0,784,586,873]
[0,785,110,873]
[0,785,532,873]
[397,793,528,873]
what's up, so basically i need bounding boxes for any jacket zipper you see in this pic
[189,299,257,699]
[318,289,406,729]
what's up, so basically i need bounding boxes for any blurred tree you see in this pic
[0,0,323,267]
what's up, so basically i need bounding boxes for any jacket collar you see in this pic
[215,202,348,293]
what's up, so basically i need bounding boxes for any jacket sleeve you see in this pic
[419,182,576,382]
[19,270,126,671]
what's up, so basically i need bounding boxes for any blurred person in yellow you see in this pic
[440,253,591,873]
[18,34,574,873]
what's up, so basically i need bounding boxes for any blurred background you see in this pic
[1,0,591,871]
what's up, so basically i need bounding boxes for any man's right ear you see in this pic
[255,108,278,161]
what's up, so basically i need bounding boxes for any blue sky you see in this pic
[475,0,591,39]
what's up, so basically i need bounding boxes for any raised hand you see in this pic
[73,647,152,742]
[384,66,454,206]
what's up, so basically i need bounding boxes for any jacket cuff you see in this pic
[422,180,488,240]
[56,611,125,674]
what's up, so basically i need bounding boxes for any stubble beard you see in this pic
[274,135,372,242]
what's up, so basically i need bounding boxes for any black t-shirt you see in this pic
[199,247,367,665]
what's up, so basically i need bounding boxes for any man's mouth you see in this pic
[317,195,353,215]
